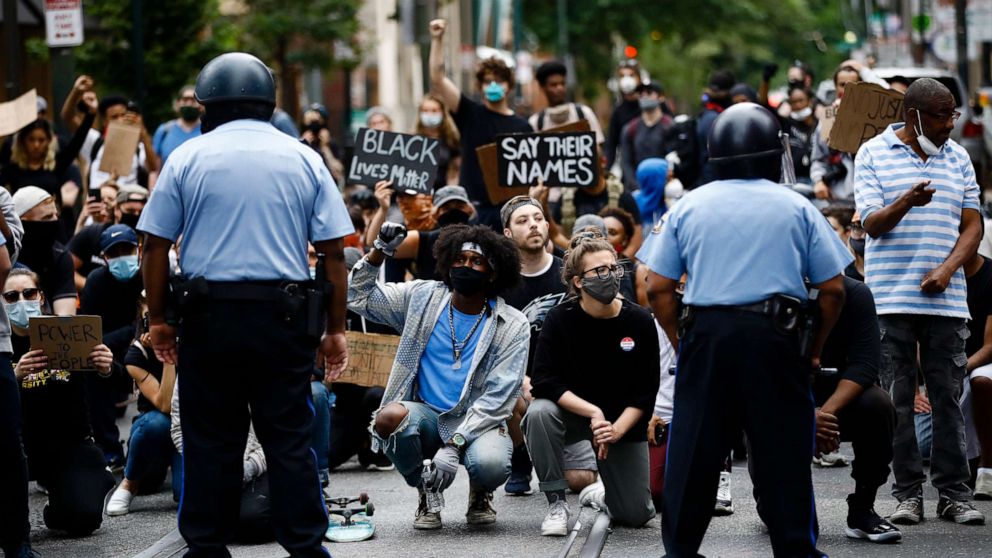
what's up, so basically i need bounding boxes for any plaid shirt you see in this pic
[347,257,530,449]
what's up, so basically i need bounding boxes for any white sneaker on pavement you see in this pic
[975,468,992,500]
[541,497,570,536]
[578,480,606,511]
[714,471,734,515]
[106,486,134,516]
[813,451,850,467]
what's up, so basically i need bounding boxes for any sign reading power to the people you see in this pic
[497,131,599,188]
[347,128,441,195]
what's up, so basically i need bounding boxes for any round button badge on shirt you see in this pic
[620,337,635,352]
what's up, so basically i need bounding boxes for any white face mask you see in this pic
[911,109,942,156]
[420,112,443,129]
[790,107,813,121]
[619,75,638,95]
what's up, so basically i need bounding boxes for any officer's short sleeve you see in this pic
[309,162,355,242]
[136,157,184,242]
[639,212,685,281]
[804,204,853,284]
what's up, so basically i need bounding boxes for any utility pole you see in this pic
[132,0,146,109]
[955,0,969,89]
[4,0,23,98]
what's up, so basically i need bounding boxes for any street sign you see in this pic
[44,0,84,48]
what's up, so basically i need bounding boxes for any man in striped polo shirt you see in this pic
[854,78,985,526]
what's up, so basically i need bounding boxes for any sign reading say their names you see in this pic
[828,82,904,154]
[347,128,441,195]
[336,332,400,388]
[497,131,598,188]
[28,315,103,371]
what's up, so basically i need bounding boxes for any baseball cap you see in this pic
[433,185,471,207]
[100,224,139,254]
[12,186,54,217]
[573,214,607,237]
[638,81,664,95]
[116,185,149,204]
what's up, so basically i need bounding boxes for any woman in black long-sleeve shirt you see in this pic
[522,237,659,536]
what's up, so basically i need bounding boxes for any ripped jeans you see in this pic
[879,314,972,502]
[375,401,512,491]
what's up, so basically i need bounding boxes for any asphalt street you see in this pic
[25,439,992,558]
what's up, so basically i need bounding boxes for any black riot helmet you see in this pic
[195,52,277,132]
[707,102,783,182]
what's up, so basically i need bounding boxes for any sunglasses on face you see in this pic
[3,288,40,304]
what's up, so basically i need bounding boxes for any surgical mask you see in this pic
[108,254,140,281]
[849,237,865,257]
[179,105,200,123]
[619,76,638,94]
[420,112,443,128]
[484,81,505,103]
[912,109,942,156]
[580,273,620,305]
[4,299,42,329]
[118,212,141,229]
[790,107,813,121]
[449,266,488,295]
[639,97,660,112]
[437,210,471,227]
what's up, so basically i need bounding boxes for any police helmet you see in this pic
[707,102,782,165]
[194,52,276,106]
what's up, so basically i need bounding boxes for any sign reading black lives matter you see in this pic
[496,131,598,188]
[347,127,441,195]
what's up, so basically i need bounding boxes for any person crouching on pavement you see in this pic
[347,222,530,530]
[522,237,659,536]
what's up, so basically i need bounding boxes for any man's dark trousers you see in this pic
[178,298,329,558]
[662,310,824,558]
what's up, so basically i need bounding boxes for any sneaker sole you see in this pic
[541,526,568,536]
[887,514,921,525]
[713,504,734,516]
[413,521,442,530]
[845,527,902,543]
[941,513,985,525]
[974,491,992,501]
[504,486,534,496]
[466,515,497,525]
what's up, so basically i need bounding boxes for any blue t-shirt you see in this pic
[639,179,852,306]
[152,120,201,163]
[417,300,492,412]
[138,119,353,281]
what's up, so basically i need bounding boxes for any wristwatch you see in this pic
[447,433,466,454]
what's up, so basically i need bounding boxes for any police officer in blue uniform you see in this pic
[642,103,852,558]
[138,52,353,558]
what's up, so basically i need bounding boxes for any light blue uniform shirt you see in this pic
[639,179,852,306]
[138,119,353,281]
[854,124,979,318]
[417,301,491,412]
[152,120,201,163]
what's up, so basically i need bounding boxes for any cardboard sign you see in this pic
[28,315,103,371]
[99,121,141,174]
[347,128,441,195]
[336,331,400,388]
[497,131,599,188]
[828,82,904,154]
[478,120,595,204]
[44,0,84,48]
[0,89,39,136]
[816,103,839,142]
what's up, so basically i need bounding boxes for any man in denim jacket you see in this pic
[348,223,530,530]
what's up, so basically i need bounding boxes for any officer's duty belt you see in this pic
[204,280,300,302]
[692,299,776,316]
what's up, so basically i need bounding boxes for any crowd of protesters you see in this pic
[1,16,991,558]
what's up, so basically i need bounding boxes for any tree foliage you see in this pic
[77,0,236,130]
[522,0,850,111]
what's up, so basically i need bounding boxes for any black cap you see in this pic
[195,52,276,106]
[638,80,664,95]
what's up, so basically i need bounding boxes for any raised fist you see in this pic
[430,19,446,39]
[374,222,407,257]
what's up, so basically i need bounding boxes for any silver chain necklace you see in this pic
[448,300,487,370]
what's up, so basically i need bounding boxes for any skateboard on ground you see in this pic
[325,492,375,542]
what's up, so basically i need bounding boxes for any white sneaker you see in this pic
[106,486,134,516]
[813,451,850,467]
[714,471,734,515]
[976,468,992,500]
[541,497,570,536]
[578,480,606,511]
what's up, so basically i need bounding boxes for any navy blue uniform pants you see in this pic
[0,354,30,554]
[177,299,328,558]
[662,310,824,558]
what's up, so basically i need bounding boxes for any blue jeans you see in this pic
[310,380,333,484]
[125,410,181,501]
[915,411,933,464]
[377,401,512,491]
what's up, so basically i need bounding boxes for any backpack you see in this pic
[560,174,623,235]
[665,115,701,188]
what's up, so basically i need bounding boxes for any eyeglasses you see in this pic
[3,288,40,304]
[917,109,961,122]
[582,264,625,280]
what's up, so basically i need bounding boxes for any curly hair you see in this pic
[475,57,515,89]
[561,237,616,297]
[433,224,521,297]
[598,206,635,242]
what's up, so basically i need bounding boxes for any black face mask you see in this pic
[21,220,60,264]
[788,79,804,89]
[119,212,141,229]
[849,237,865,257]
[449,266,489,295]
[436,210,471,228]
[306,121,323,134]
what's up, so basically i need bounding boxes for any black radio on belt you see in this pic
[304,253,333,339]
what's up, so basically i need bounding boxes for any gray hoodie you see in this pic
[0,189,24,355]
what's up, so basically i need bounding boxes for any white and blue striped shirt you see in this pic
[854,123,980,318]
